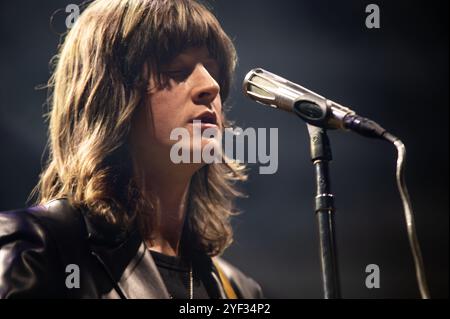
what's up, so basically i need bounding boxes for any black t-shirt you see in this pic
[150,250,220,299]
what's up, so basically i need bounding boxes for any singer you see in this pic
[0,0,263,299]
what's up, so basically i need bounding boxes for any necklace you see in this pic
[170,262,193,299]
[188,262,193,299]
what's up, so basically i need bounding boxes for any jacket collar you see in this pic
[79,205,227,299]
[81,210,170,299]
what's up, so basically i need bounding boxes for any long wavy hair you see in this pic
[34,0,246,256]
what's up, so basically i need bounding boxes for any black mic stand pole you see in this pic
[307,124,341,299]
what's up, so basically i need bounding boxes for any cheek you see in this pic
[149,92,187,146]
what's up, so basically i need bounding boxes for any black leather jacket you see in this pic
[0,199,263,299]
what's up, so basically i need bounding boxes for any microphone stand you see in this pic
[307,124,341,298]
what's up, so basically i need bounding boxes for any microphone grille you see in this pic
[242,68,278,105]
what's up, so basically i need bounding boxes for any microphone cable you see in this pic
[383,132,431,299]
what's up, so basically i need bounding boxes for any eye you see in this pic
[163,65,193,83]
[204,61,220,81]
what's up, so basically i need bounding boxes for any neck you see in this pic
[141,164,197,257]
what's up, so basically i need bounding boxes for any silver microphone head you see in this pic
[243,68,325,112]
[242,68,355,129]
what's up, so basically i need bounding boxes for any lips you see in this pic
[191,111,218,126]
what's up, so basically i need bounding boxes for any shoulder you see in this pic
[0,199,84,298]
[0,205,45,236]
[214,257,264,299]
[0,199,78,225]
[0,202,57,243]
[0,199,84,245]
[0,202,64,298]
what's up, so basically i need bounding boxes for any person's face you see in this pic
[131,46,223,174]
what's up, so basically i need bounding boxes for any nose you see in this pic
[190,64,220,107]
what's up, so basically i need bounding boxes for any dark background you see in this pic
[0,0,448,298]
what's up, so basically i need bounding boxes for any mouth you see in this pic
[191,111,218,127]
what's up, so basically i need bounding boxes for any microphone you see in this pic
[242,68,432,299]
[243,68,389,140]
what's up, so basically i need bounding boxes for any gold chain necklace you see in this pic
[189,262,193,299]
[166,260,194,299]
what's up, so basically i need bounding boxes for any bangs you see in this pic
[152,2,222,62]
[144,0,235,99]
